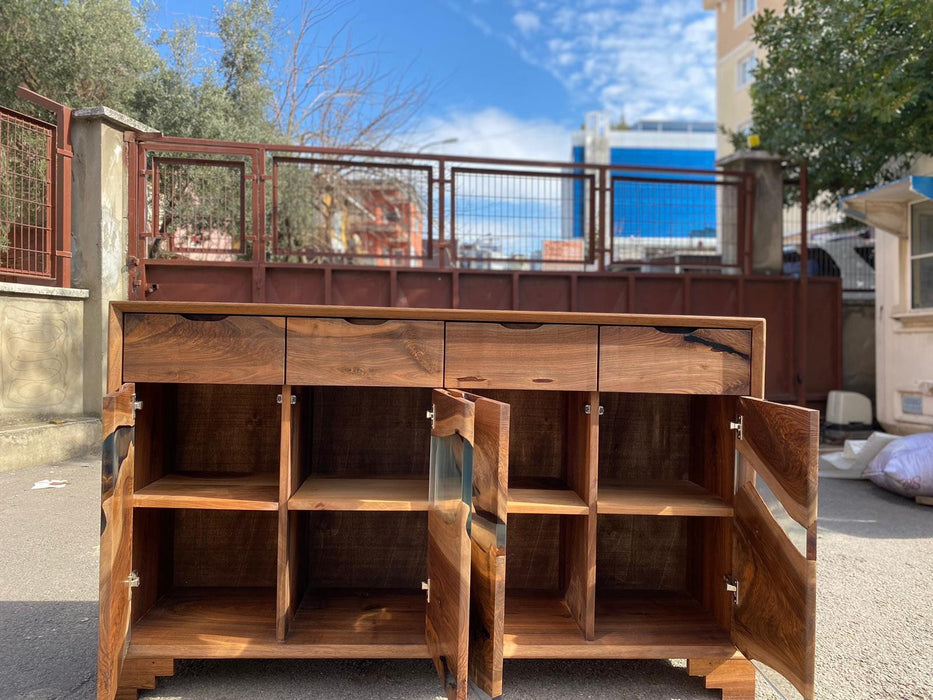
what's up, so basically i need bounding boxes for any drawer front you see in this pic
[599,326,751,394]
[445,322,598,390]
[287,317,444,387]
[123,314,286,384]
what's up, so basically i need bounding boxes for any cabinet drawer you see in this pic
[287,317,444,387]
[445,322,598,390]
[123,313,286,384]
[599,326,751,394]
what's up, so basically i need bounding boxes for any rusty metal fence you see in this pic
[128,135,754,295]
[0,90,72,286]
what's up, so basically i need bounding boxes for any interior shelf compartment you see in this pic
[308,386,433,479]
[594,513,733,653]
[504,513,591,643]
[597,481,731,517]
[474,390,594,514]
[134,473,279,511]
[597,393,735,514]
[282,510,429,649]
[289,476,428,511]
[132,384,281,508]
[128,508,278,656]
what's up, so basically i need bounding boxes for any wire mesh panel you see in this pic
[0,109,54,278]
[783,180,874,293]
[147,156,250,261]
[610,176,730,271]
[271,157,432,266]
[451,167,594,270]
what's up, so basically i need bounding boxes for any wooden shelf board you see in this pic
[133,473,279,511]
[288,476,429,511]
[597,481,732,517]
[508,488,588,515]
[128,588,428,660]
[504,591,735,659]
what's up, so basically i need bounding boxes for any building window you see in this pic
[737,0,756,22]
[737,53,757,89]
[911,202,933,308]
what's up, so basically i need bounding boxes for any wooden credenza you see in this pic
[99,302,818,700]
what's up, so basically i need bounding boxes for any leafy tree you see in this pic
[747,0,933,202]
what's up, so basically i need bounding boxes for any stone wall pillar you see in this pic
[717,150,785,275]
[70,107,151,413]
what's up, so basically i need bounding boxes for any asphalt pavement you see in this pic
[1,452,930,699]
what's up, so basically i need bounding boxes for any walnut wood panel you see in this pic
[286,317,443,386]
[132,473,278,510]
[736,397,819,530]
[277,385,302,641]
[732,483,816,700]
[596,516,688,592]
[426,389,475,700]
[122,313,285,384]
[503,592,735,659]
[99,384,136,700]
[310,387,432,477]
[688,657,756,700]
[459,393,509,698]
[107,306,124,394]
[128,588,430,659]
[597,481,732,517]
[599,326,751,394]
[172,510,277,588]
[174,385,280,475]
[508,488,588,514]
[445,322,598,390]
[289,477,429,511]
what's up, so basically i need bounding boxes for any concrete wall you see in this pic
[842,299,876,404]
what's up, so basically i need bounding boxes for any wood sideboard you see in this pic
[98,302,818,700]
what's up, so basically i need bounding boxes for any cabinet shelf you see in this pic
[597,481,732,517]
[507,488,588,515]
[129,588,429,659]
[503,591,733,659]
[133,473,279,511]
[289,476,429,511]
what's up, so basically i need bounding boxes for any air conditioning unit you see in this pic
[826,390,873,427]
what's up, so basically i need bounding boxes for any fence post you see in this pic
[70,106,153,414]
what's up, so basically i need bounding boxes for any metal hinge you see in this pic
[276,394,297,405]
[725,575,739,605]
[131,394,143,420]
[584,404,605,416]
[426,406,435,428]
[422,579,431,603]
[730,416,744,441]
[126,571,140,589]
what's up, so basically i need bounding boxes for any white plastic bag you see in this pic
[864,433,933,498]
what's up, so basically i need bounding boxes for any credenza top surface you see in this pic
[111,301,765,332]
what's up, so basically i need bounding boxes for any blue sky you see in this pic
[152,0,716,159]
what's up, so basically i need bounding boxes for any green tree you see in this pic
[747,0,933,202]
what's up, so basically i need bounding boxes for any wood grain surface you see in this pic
[599,326,751,394]
[507,488,588,514]
[286,317,443,386]
[445,322,598,390]
[731,482,816,699]
[426,389,475,700]
[122,313,285,384]
[99,384,137,700]
[132,473,278,511]
[687,657,756,700]
[597,481,732,517]
[289,477,429,511]
[736,397,819,529]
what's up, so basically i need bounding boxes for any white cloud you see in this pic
[513,11,542,35]
[453,0,717,124]
[413,107,573,162]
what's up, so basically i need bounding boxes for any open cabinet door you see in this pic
[98,383,137,700]
[454,391,509,700]
[732,397,819,699]
[426,389,476,700]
